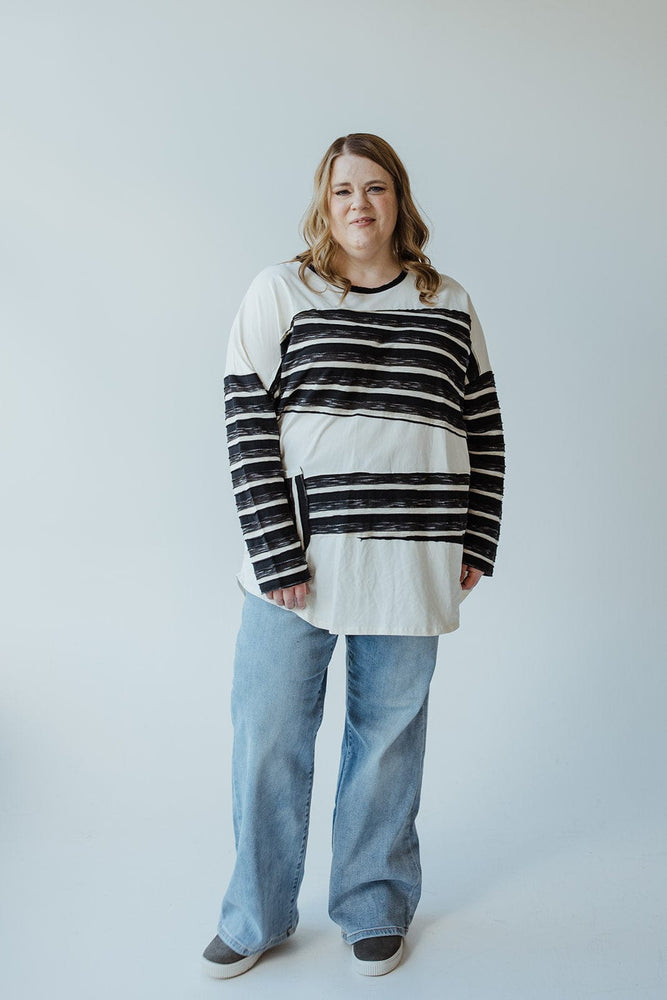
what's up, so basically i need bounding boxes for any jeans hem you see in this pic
[342,925,407,945]
[216,922,298,957]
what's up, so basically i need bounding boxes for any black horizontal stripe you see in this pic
[279,388,465,431]
[468,436,504,453]
[467,499,502,523]
[225,372,269,392]
[309,511,468,536]
[283,333,470,375]
[252,554,312,593]
[308,488,468,513]
[468,504,502,526]
[359,532,464,542]
[464,368,495,393]
[290,306,471,335]
[230,458,284,490]
[279,365,463,407]
[462,550,495,574]
[225,395,276,419]
[226,414,279,438]
[307,471,469,488]
[233,482,288,512]
[465,412,503,434]
[242,522,306,557]
[468,471,504,494]
[468,480,503,507]
[237,497,292,524]
[284,343,469,379]
[228,439,282,465]
[224,374,273,395]
[463,531,498,561]
[389,306,471,326]
[467,450,505,470]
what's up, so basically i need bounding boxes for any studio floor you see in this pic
[3,813,664,1000]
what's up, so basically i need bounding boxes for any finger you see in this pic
[269,582,310,608]
[294,582,309,609]
[462,567,483,590]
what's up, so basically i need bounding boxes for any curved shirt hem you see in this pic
[236,570,461,637]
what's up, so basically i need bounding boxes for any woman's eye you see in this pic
[368,186,386,193]
[334,189,351,196]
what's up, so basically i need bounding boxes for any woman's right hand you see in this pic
[266,581,310,610]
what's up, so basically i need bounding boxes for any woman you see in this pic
[202,134,505,978]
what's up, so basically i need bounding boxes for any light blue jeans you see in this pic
[216,592,439,955]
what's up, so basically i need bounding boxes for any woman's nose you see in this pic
[351,187,370,209]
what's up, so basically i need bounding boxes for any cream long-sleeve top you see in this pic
[223,261,505,636]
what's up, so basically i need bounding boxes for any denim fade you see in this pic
[216,592,439,956]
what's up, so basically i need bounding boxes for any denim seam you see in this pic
[334,638,356,842]
[230,752,242,848]
[331,715,351,851]
[403,697,429,923]
[287,671,328,928]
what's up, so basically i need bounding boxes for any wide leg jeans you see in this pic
[216,592,439,955]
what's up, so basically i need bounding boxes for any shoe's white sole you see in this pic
[352,939,404,976]
[202,950,262,979]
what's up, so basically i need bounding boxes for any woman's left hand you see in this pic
[266,581,310,609]
[460,564,484,591]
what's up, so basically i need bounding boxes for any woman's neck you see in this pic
[333,252,402,289]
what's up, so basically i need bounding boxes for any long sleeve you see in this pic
[223,270,311,594]
[461,299,505,575]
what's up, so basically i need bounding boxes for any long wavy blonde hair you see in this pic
[293,133,442,305]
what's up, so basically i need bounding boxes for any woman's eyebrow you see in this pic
[331,179,387,188]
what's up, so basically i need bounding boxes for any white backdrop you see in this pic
[2,2,666,998]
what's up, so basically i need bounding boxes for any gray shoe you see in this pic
[352,935,404,976]
[202,935,262,979]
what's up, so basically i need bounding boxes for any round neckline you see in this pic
[350,270,408,294]
[308,265,408,294]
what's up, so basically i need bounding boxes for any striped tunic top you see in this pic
[223,262,505,635]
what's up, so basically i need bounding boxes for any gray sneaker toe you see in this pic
[352,935,404,976]
[202,935,262,979]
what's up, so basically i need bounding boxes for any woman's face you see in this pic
[327,154,399,266]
